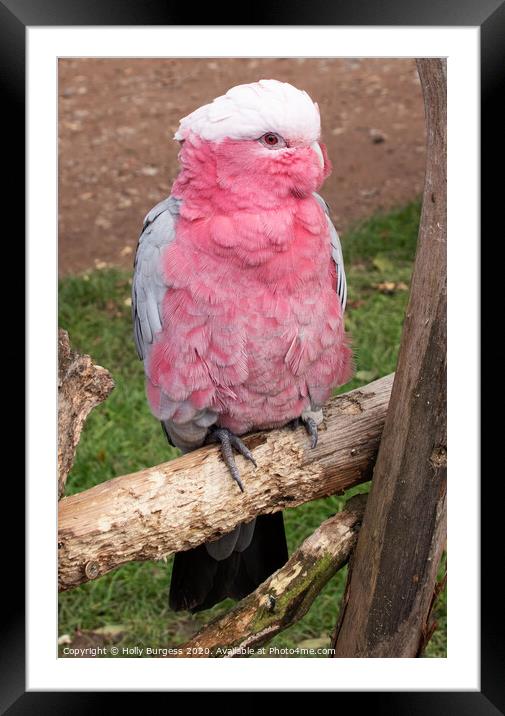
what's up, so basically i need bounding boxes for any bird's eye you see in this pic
[259,132,286,149]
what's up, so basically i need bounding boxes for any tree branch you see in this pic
[172,495,366,657]
[58,374,393,591]
[58,329,114,499]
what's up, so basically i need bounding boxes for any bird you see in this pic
[132,79,353,612]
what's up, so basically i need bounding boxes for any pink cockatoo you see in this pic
[132,79,353,612]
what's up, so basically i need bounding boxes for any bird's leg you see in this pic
[289,415,318,449]
[206,427,257,492]
[302,415,318,448]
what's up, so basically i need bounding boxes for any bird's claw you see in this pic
[290,415,318,449]
[207,428,256,492]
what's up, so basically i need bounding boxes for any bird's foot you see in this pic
[206,427,257,492]
[290,415,318,449]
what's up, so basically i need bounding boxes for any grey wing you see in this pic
[132,196,180,361]
[132,196,218,451]
[313,192,347,313]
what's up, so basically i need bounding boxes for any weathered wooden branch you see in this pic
[332,58,447,658]
[58,329,115,499]
[58,374,393,591]
[172,495,366,657]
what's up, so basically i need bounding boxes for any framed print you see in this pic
[5,0,499,708]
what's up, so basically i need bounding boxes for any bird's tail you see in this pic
[169,512,288,612]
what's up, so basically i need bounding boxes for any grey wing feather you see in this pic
[313,192,347,313]
[132,196,180,361]
[133,196,218,452]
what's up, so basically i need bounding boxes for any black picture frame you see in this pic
[5,0,499,710]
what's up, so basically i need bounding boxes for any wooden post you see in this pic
[332,59,447,657]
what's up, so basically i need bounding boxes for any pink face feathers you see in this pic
[172,135,331,213]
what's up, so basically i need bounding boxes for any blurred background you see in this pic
[58,58,446,658]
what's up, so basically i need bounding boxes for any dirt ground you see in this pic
[58,58,426,276]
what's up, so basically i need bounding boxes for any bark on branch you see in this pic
[58,374,393,591]
[58,329,115,499]
[173,495,366,657]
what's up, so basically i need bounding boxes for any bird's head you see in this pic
[173,79,331,207]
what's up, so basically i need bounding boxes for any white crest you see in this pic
[174,79,321,144]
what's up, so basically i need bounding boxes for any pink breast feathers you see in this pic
[146,190,353,436]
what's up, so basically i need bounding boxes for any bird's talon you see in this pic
[230,434,257,467]
[207,427,254,491]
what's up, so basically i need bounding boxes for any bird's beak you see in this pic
[311,141,324,169]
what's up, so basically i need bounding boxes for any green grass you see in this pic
[58,199,446,658]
